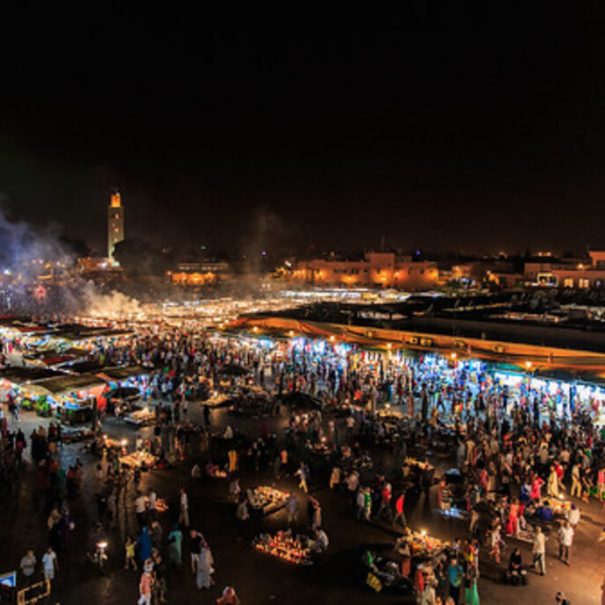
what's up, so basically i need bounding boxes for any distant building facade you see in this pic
[107,191,125,262]
[290,252,439,290]
[525,250,605,288]
[168,261,231,286]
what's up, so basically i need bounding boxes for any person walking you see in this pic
[489,524,502,564]
[167,525,182,567]
[392,491,406,528]
[124,536,137,571]
[558,520,574,565]
[190,530,203,574]
[228,477,241,503]
[329,466,341,489]
[216,586,241,605]
[447,558,464,604]
[20,549,36,585]
[311,499,322,531]
[195,542,214,590]
[137,527,152,565]
[227,449,238,474]
[570,462,582,498]
[464,563,480,605]
[137,568,154,605]
[42,546,58,588]
[134,492,148,529]
[178,488,190,528]
[295,463,309,493]
[285,493,299,525]
[568,503,580,529]
[532,526,546,575]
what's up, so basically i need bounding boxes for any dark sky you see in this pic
[1,4,605,256]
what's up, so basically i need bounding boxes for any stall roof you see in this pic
[0,317,46,329]
[0,315,23,324]
[0,367,64,384]
[23,347,87,361]
[33,373,105,395]
[48,328,130,341]
[97,365,148,381]
[60,359,108,374]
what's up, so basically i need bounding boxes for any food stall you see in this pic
[124,407,156,427]
[398,529,448,562]
[403,457,434,473]
[541,496,572,518]
[119,450,158,469]
[305,439,331,457]
[376,407,407,421]
[253,530,313,566]
[97,365,149,389]
[31,373,106,424]
[21,348,85,369]
[227,385,273,416]
[0,367,65,412]
[247,486,289,515]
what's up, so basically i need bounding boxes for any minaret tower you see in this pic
[107,190,124,262]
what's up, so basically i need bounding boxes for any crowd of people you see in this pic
[1,323,605,603]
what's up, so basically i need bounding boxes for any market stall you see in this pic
[398,529,448,562]
[124,407,156,427]
[531,496,572,518]
[61,426,95,444]
[119,450,158,469]
[32,373,106,424]
[253,530,313,566]
[376,407,407,421]
[403,457,434,473]
[247,486,289,515]
[227,386,273,416]
[0,367,64,411]
[305,439,331,458]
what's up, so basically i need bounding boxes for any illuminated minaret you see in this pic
[107,190,125,262]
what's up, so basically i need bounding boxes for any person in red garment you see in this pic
[216,586,240,605]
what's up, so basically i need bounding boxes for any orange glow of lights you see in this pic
[110,192,121,208]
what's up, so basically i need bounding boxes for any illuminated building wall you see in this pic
[169,272,219,286]
[168,261,231,286]
[292,252,439,289]
[526,251,605,288]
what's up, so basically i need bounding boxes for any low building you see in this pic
[168,261,231,286]
[291,252,439,290]
[525,250,605,288]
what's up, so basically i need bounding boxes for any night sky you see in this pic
[1,5,605,256]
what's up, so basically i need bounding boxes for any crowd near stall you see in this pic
[0,309,603,604]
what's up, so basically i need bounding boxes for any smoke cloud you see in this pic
[0,197,71,279]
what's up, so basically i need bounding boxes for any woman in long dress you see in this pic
[167,524,182,567]
[547,466,559,498]
[196,543,214,589]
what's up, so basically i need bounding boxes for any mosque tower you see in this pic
[107,189,125,262]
